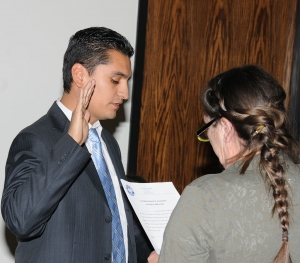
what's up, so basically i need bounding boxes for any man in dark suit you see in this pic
[1,27,152,263]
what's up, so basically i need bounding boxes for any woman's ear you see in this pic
[71,63,88,88]
[220,117,235,143]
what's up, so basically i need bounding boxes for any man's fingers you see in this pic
[81,81,91,109]
[84,80,96,108]
[83,80,95,109]
[84,110,91,123]
[74,87,84,112]
[68,80,95,145]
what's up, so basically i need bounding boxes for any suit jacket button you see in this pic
[105,216,112,223]
[104,253,111,261]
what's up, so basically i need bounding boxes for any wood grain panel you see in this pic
[135,0,298,193]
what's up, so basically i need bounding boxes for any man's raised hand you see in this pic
[68,80,95,145]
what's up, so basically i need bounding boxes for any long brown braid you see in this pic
[201,65,300,262]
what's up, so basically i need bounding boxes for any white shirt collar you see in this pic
[56,99,103,132]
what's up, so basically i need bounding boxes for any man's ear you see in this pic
[220,117,235,143]
[71,63,89,88]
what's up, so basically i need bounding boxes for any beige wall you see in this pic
[0,1,139,261]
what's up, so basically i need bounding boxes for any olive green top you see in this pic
[159,156,300,263]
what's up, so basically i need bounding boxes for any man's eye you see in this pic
[112,79,119,84]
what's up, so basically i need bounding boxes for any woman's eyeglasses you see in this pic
[195,118,217,142]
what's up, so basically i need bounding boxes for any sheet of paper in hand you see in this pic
[120,179,180,254]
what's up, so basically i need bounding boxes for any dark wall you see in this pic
[289,1,300,142]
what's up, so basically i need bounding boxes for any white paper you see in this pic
[121,179,180,254]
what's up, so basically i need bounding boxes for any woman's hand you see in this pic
[147,250,159,263]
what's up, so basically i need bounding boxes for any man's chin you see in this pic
[103,113,117,120]
[92,111,118,122]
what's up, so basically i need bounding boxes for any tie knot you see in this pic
[89,128,100,143]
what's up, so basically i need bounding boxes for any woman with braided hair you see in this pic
[158,65,300,263]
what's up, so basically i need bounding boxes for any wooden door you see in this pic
[128,0,298,193]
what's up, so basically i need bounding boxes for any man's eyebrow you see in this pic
[111,71,131,79]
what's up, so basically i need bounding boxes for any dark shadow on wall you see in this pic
[289,0,300,143]
[4,226,17,256]
[127,0,149,176]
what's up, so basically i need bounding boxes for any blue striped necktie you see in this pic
[88,128,126,263]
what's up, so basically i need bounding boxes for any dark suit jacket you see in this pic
[2,102,149,263]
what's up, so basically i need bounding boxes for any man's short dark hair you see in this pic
[62,27,134,92]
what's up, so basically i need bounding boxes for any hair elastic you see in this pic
[251,124,266,138]
[282,230,288,242]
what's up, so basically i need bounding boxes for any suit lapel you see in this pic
[101,130,132,210]
[47,102,70,134]
[83,144,108,203]
[101,130,125,181]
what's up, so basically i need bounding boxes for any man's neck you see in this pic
[60,92,77,112]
